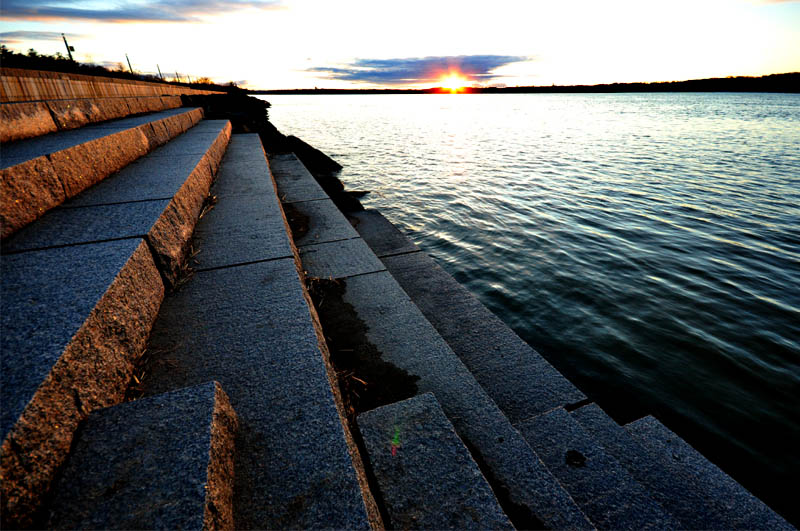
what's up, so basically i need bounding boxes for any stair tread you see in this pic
[47,381,236,530]
[517,407,679,529]
[350,208,585,422]
[627,416,792,530]
[0,107,192,168]
[572,403,728,529]
[357,393,513,530]
[140,136,370,529]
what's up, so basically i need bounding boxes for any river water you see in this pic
[262,93,799,520]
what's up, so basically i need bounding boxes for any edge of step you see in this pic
[47,381,237,531]
[357,393,514,530]
[0,107,204,238]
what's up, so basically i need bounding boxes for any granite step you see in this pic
[357,393,513,530]
[47,381,237,530]
[139,135,373,529]
[572,403,728,529]
[517,407,679,529]
[351,209,588,425]
[626,415,792,530]
[3,119,231,285]
[0,95,183,143]
[270,156,593,530]
[1,106,203,237]
[1,119,230,527]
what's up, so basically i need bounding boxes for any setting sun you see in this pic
[439,73,468,92]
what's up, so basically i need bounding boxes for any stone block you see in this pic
[299,238,386,279]
[0,102,57,142]
[270,152,328,203]
[48,382,237,531]
[141,259,370,529]
[221,133,266,162]
[572,403,726,529]
[0,157,64,238]
[2,199,170,253]
[358,393,513,530]
[91,98,133,122]
[160,95,182,109]
[351,209,420,257]
[1,239,164,528]
[51,127,151,198]
[517,407,678,529]
[45,99,99,130]
[184,133,292,270]
[382,251,585,423]
[289,199,359,247]
[145,122,230,161]
[337,271,592,530]
[627,416,792,530]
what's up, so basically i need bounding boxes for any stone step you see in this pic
[351,209,587,425]
[517,407,679,529]
[270,156,592,530]
[47,381,237,530]
[0,119,230,528]
[357,393,513,530]
[3,119,231,286]
[571,403,727,529]
[0,95,183,143]
[1,106,203,237]
[1,238,164,528]
[626,416,792,530]
[139,135,372,529]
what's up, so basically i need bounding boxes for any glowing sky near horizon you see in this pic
[1,0,798,89]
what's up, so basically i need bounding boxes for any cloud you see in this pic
[308,55,530,85]
[0,31,87,44]
[0,0,284,23]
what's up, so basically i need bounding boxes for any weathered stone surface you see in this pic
[1,239,164,528]
[160,95,182,109]
[191,156,293,270]
[65,123,230,207]
[0,157,64,238]
[48,381,237,531]
[336,271,592,530]
[517,407,678,529]
[290,199,360,247]
[80,107,192,131]
[220,132,266,162]
[358,393,513,530]
[2,200,170,253]
[147,161,214,286]
[269,152,328,203]
[1,108,207,237]
[45,99,99,130]
[572,403,727,529]
[142,259,369,529]
[144,121,230,161]
[627,416,792,530]
[299,238,386,278]
[51,127,151,198]
[0,102,57,142]
[350,209,420,257]
[381,250,586,423]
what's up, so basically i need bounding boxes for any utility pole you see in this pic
[125,54,133,74]
[156,64,164,81]
[61,33,74,61]
[175,72,181,83]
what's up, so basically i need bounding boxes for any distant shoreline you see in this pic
[250,72,798,95]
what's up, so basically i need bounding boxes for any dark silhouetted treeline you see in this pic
[253,73,799,95]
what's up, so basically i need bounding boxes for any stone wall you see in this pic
[0,68,223,102]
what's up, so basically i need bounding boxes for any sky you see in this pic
[1,0,799,89]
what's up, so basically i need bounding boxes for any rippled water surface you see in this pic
[264,93,799,519]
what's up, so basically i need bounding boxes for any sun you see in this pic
[439,73,468,93]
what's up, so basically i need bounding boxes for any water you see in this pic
[263,93,800,520]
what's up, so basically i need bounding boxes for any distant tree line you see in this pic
[254,72,799,95]
[0,45,244,93]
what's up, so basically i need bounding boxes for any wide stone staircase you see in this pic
[0,71,792,529]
